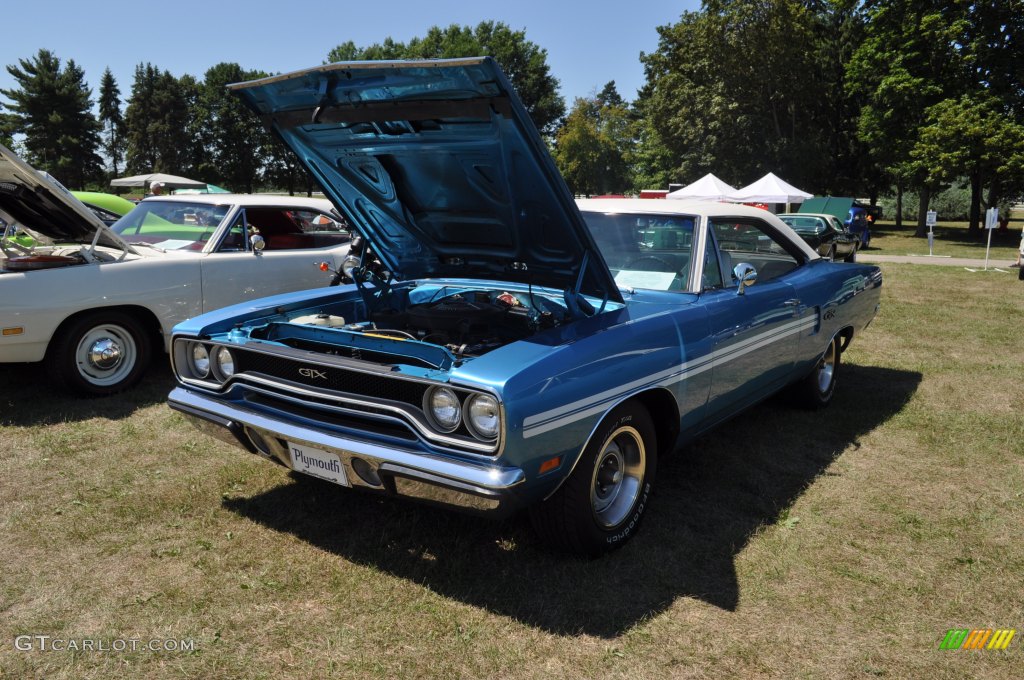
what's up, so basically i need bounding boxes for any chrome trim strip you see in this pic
[173,336,504,455]
[522,315,816,438]
[169,387,525,492]
[237,378,500,456]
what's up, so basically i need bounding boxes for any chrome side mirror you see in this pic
[249,234,265,253]
[733,263,757,295]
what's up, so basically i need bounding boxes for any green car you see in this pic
[71,191,137,226]
[2,191,134,246]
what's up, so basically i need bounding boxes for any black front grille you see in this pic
[245,393,418,442]
[234,350,429,406]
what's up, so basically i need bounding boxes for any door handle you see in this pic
[783,299,801,307]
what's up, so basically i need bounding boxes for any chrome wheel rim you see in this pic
[590,426,646,528]
[816,341,836,393]
[75,324,137,386]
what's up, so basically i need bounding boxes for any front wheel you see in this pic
[46,311,153,396]
[844,248,857,263]
[529,401,657,557]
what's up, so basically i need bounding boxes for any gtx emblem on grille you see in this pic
[299,367,328,380]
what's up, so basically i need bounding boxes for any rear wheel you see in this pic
[46,311,153,396]
[844,248,857,263]
[529,401,657,557]
[794,336,839,409]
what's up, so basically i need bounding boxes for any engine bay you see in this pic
[249,283,574,370]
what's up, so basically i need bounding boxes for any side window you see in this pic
[291,210,350,237]
[218,212,249,252]
[710,218,800,283]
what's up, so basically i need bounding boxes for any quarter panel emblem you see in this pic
[299,367,328,380]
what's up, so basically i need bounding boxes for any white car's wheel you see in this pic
[47,311,152,396]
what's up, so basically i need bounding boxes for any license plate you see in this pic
[288,442,349,486]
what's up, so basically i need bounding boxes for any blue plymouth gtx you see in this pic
[167,58,881,556]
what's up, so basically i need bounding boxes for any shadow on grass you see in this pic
[223,364,921,637]
[0,361,175,426]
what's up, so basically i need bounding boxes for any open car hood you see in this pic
[0,144,133,251]
[230,57,621,304]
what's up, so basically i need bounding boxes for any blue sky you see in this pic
[1,0,700,111]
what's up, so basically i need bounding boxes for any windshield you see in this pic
[580,210,697,291]
[779,216,826,235]
[111,201,230,250]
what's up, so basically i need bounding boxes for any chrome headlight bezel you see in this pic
[465,393,500,441]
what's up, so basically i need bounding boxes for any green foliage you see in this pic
[326,22,565,136]
[554,83,634,195]
[879,184,972,221]
[194,63,269,193]
[912,95,1024,197]
[634,0,863,194]
[0,49,103,188]
[123,64,195,175]
[98,68,125,178]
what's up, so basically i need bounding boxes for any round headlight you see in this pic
[213,346,235,381]
[427,387,462,432]
[190,343,210,378]
[466,394,500,440]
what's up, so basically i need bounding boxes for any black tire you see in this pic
[825,245,836,262]
[794,336,839,409]
[46,311,153,396]
[529,401,657,557]
[844,248,857,263]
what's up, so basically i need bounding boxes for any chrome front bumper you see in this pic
[168,387,526,516]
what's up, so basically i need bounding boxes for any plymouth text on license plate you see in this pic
[288,442,349,486]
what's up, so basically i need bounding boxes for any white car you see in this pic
[0,144,351,395]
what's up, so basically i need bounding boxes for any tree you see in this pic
[326,22,565,136]
[194,63,269,192]
[911,94,1024,230]
[847,1,970,236]
[98,68,125,179]
[553,82,634,196]
[635,1,835,193]
[1,49,103,188]
[123,64,195,175]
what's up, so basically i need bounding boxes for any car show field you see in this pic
[1,261,1020,679]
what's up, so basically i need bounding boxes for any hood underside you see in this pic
[229,57,621,303]
[0,144,131,251]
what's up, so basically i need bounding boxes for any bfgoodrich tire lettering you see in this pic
[46,311,153,396]
[529,401,657,557]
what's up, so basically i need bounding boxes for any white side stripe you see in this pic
[522,315,816,438]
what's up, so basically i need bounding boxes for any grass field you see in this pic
[1,263,1022,678]
[868,216,1023,262]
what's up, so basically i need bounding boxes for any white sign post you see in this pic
[967,207,1008,273]
[911,210,950,258]
[926,210,937,256]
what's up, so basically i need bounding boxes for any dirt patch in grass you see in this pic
[1,264,1022,678]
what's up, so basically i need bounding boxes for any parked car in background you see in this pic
[846,207,871,248]
[778,213,859,262]
[167,58,883,556]
[0,143,351,396]
[72,191,136,225]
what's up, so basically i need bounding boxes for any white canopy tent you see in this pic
[110,172,207,191]
[729,172,812,204]
[666,173,737,201]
